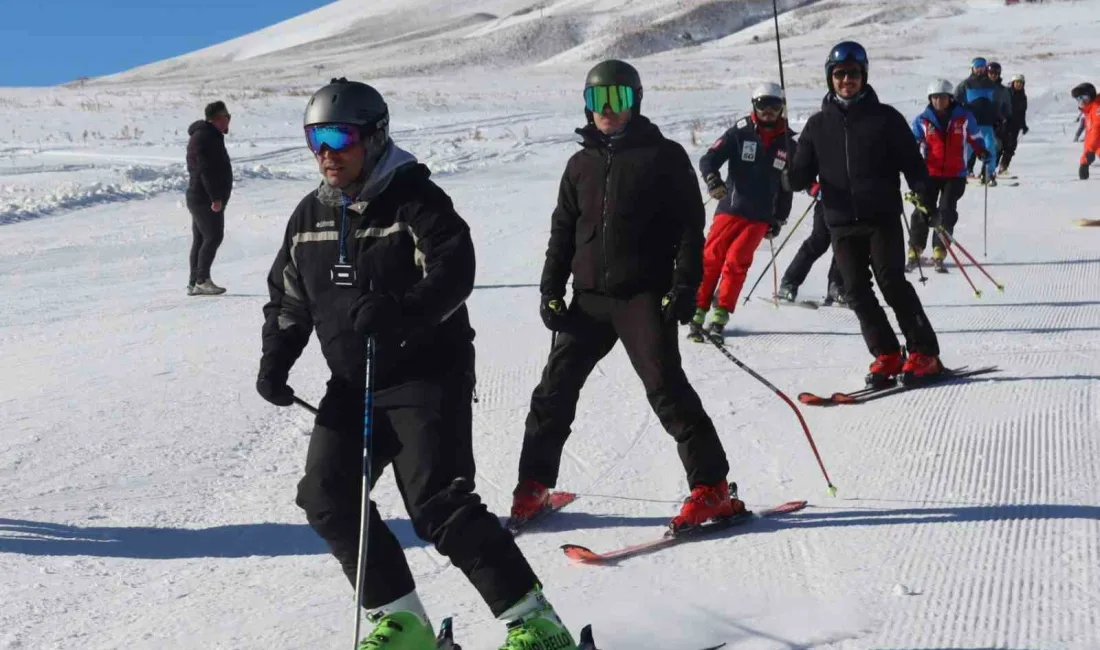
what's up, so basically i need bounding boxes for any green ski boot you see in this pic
[687,307,707,343]
[358,611,437,650]
[707,307,730,337]
[498,590,577,650]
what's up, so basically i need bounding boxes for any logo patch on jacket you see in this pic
[316,220,335,228]
[710,138,724,151]
[741,141,757,162]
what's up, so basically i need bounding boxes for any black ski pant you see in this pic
[781,202,844,292]
[909,177,966,253]
[187,200,224,285]
[519,290,729,489]
[998,127,1021,169]
[831,217,940,357]
[295,369,537,617]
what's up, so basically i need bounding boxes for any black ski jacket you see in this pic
[1007,87,1028,131]
[260,143,475,429]
[541,115,704,300]
[698,114,796,224]
[788,86,929,228]
[186,120,233,205]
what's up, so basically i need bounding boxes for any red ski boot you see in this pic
[866,350,905,388]
[901,351,944,385]
[669,482,747,534]
[509,479,551,522]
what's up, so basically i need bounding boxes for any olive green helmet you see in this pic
[583,59,643,119]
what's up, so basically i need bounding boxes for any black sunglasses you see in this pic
[831,68,862,80]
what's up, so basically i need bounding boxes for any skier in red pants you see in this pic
[691,83,796,340]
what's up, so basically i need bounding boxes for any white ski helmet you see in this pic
[751,82,785,102]
[1011,74,1025,84]
[927,79,954,98]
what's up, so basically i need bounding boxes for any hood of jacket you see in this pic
[316,140,419,212]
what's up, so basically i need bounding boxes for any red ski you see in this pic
[798,366,999,406]
[560,500,806,565]
[505,491,578,535]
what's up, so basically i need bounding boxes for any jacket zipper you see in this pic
[843,116,856,221]
[601,148,614,291]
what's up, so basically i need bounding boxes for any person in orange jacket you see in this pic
[1073,83,1100,179]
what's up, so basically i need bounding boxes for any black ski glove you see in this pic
[661,287,697,325]
[256,355,295,407]
[765,220,785,240]
[704,173,727,201]
[349,292,404,337]
[976,149,991,162]
[539,294,568,331]
[1021,125,1029,135]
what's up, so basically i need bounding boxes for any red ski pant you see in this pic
[695,213,770,311]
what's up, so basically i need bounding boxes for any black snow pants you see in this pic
[909,177,966,253]
[518,290,729,489]
[187,200,225,285]
[998,127,1021,169]
[781,202,844,292]
[831,217,940,357]
[295,363,538,617]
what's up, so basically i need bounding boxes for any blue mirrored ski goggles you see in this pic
[305,124,363,154]
[584,85,636,114]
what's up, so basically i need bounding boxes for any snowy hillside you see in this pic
[3,0,1100,648]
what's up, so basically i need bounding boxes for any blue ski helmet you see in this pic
[971,57,988,70]
[825,41,869,88]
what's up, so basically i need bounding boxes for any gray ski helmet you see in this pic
[304,77,390,139]
[584,59,643,115]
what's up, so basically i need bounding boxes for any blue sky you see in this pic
[0,0,330,87]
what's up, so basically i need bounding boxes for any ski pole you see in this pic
[742,199,816,305]
[898,208,928,286]
[936,227,1006,291]
[940,234,982,298]
[771,0,792,158]
[769,236,779,306]
[983,173,989,257]
[293,396,318,415]
[706,334,837,495]
[352,333,377,649]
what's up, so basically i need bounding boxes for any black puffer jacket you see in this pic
[1007,87,1028,131]
[788,86,928,227]
[541,115,704,299]
[260,144,475,429]
[186,120,233,205]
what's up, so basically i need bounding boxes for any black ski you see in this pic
[798,366,1000,406]
[757,296,820,310]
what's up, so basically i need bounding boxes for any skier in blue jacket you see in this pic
[955,57,1011,185]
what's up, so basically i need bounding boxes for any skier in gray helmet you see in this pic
[257,78,577,650]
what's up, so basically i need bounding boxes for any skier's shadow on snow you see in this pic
[750,503,1100,534]
[0,517,426,559]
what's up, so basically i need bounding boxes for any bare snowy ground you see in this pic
[2,0,1100,648]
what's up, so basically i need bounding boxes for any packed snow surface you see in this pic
[2,0,1099,648]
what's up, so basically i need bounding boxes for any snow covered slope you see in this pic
[2,0,1100,648]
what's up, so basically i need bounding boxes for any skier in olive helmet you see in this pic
[511,59,746,537]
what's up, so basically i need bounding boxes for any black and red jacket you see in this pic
[698,114,795,224]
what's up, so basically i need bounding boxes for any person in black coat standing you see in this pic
[998,74,1029,174]
[511,60,743,535]
[185,100,233,295]
[786,41,945,386]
